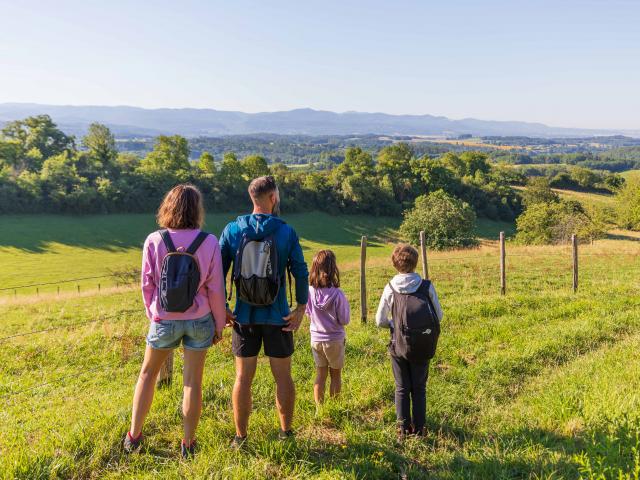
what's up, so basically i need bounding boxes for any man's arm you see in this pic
[282,228,308,332]
[219,224,237,325]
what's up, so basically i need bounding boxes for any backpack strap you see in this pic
[159,229,176,253]
[186,231,209,255]
[287,263,293,308]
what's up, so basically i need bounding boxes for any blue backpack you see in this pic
[158,230,210,312]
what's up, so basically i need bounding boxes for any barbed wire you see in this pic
[0,274,116,292]
[0,357,130,399]
[0,309,141,344]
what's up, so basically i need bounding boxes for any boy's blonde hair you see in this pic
[392,244,419,274]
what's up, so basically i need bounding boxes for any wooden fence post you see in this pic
[14,289,17,299]
[500,232,506,295]
[572,234,578,293]
[77,285,80,295]
[98,283,101,292]
[36,287,39,297]
[157,352,174,387]
[419,231,429,280]
[360,235,367,323]
[57,286,60,296]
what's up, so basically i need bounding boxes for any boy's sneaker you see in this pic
[123,431,143,453]
[278,429,295,441]
[181,439,196,459]
[230,435,247,449]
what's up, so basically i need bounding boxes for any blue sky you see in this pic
[0,0,638,129]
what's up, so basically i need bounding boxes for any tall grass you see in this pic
[1,214,639,479]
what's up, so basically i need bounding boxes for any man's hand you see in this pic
[225,308,236,327]
[282,304,306,332]
[213,327,224,344]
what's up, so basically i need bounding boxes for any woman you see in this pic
[124,184,226,458]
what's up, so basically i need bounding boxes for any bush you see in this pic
[516,200,606,245]
[400,190,478,250]
[616,178,640,230]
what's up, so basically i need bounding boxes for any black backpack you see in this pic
[389,279,440,363]
[158,230,209,312]
[230,231,292,307]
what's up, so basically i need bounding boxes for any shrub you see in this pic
[516,200,606,245]
[616,178,640,230]
[400,190,478,250]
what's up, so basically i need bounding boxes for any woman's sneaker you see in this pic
[181,439,196,459]
[123,431,143,453]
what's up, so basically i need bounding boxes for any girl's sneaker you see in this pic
[181,439,196,459]
[123,431,143,453]
[278,429,295,441]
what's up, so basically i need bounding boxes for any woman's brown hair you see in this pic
[156,184,204,230]
[309,249,340,288]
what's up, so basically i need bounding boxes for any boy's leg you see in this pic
[233,356,258,437]
[409,360,430,435]
[314,366,329,404]
[390,355,412,433]
[130,346,173,437]
[182,348,208,444]
[329,368,342,397]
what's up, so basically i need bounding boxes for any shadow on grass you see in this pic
[0,212,400,252]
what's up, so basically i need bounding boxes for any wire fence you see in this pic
[2,231,639,401]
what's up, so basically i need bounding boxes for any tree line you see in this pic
[0,115,521,221]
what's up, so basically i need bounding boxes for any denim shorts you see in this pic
[146,313,215,351]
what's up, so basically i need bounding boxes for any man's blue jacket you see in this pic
[219,214,309,325]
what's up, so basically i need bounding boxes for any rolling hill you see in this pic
[1,103,636,138]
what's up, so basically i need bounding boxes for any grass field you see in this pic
[2,212,640,479]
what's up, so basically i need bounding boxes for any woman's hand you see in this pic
[213,327,224,344]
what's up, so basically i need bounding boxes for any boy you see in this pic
[375,243,443,439]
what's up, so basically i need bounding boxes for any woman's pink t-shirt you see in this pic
[141,229,227,331]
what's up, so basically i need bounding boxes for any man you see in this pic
[220,175,308,448]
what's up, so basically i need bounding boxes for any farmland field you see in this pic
[1,212,640,479]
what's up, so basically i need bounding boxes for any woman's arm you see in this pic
[141,237,156,320]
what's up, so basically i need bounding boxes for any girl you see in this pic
[124,184,226,458]
[306,250,350,406]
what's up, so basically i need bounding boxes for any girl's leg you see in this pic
[314,366,329,405]
[130,346,173,437]
[182,348,208,444]
[328,368,342,398]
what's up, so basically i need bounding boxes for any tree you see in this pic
[411,156,460,194]
[399,190,478,249]
[1,115,74,171]
[376,143,416,202]
[140,135,190,173]
[241,154,270,179]
[218,152,245,184]
[197,151,216,175]
[334,147,375,181]
[82,123,118,176]
[522,177,559,207]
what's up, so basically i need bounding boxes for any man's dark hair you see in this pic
[248,175,278,199]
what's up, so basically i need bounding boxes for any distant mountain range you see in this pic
[0,103,637,138]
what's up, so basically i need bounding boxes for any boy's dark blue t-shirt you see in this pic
[219,214,309,325]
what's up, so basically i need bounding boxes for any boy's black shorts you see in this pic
[232,322,294,358]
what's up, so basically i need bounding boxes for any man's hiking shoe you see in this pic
[181,439,196,459]
[230,435,247,449]
[278,429,295,441]
[123,431,143,453]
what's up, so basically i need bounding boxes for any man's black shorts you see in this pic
[232,322,294,358]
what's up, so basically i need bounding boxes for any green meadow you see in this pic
[1,211,640,479]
